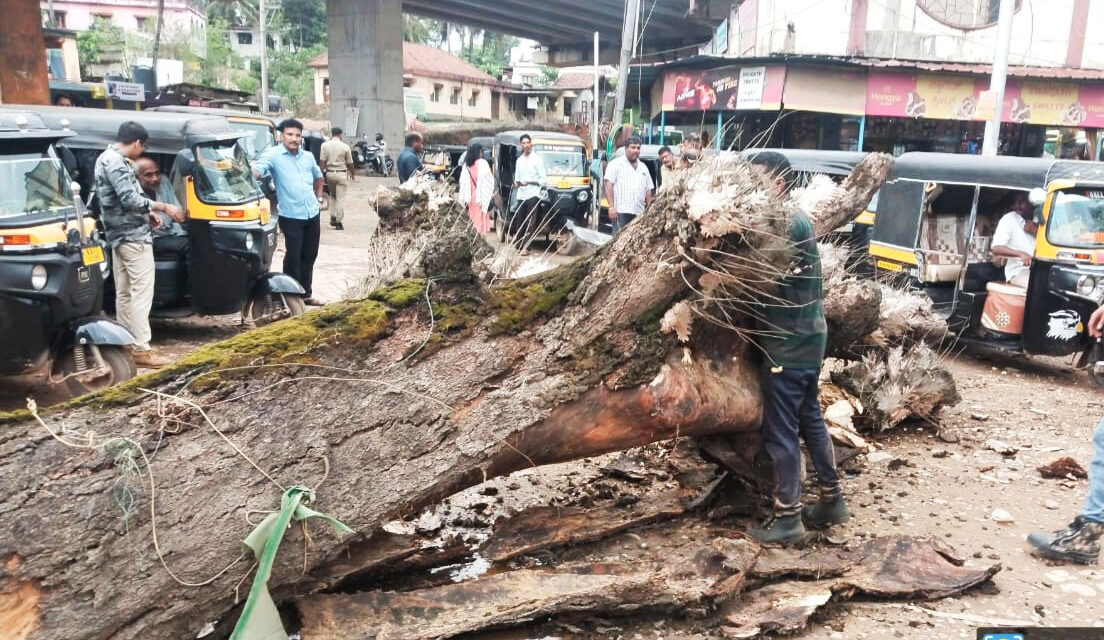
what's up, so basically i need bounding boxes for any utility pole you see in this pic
[982,0,1015,156]
[613,0,641,125]
[151,0,165,86]
[260,0,269,113]
[592,31,599,152]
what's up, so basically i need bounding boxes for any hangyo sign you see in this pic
[866,71,1104,127]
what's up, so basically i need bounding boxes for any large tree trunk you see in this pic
[0,154,893,640]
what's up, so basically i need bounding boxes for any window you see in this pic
[135,16,150,32]
[92,13,113,25]
[237,32,253,45]
[468,90,479,107]
[450,86,461,105]
[50,10,66,28]
[430,84,442,103]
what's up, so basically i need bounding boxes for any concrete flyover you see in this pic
[332,0,727,150]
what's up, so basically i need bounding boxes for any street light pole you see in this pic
[982,0,1015,156]
[260,0,269,113]
[613,0,641,126]
[592,31,599,151]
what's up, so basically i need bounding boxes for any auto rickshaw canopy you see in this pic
[24,106,243,155]
[741,149,867,177]
[884,152,1104,189]
[0,109,75,144]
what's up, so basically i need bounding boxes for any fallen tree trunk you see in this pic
[0,154,893,640]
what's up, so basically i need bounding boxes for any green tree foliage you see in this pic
[278,0,326,49]
[75,19,130,78]
[538,66,559,86]
[269,44,326,111]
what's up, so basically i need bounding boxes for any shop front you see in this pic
[644,60,1104,159]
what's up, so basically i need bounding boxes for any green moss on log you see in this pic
[489,260,589,334]
[368,278,427,308]
[0,409,32,425]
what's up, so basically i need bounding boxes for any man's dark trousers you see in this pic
[760,367,841,515]
[512,196,547,248]
[278,214,320,297]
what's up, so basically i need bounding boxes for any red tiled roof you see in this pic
[308,42,501,85]
[553,72,597,90]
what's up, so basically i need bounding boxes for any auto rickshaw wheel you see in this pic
[60,345,137,396]
[250,292,306,327]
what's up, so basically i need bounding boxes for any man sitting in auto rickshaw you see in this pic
[134,157,188,258]
[991,191,1038,288]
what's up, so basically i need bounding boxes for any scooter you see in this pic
[354,133,394,177]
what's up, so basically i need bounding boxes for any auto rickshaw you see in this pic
[28,106,305,325]
[146,106,277,161]
[869,152,1104,380]
[489,131,591,244]
[0,110,137,396]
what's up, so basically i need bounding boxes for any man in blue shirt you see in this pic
[397,132,424,183]
[253,119,325,305]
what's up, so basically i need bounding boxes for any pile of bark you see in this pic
[1,152,965,640]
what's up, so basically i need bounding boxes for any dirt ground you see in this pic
[5,174,1104,638]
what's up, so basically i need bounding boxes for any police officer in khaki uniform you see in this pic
[319,127,355,230]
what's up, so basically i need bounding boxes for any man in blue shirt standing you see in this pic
[253,119,325,305]
[397,132,424,183]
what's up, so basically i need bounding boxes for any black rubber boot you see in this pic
[748,513,806,545]
[802,494,850,528]
[1028,516,1103,565]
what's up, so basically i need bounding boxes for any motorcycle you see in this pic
[353,133,394,177]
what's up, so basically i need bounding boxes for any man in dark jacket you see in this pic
[746,152,848,545]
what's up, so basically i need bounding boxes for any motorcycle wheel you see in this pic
[384,158,394,177]
[251,292,306,326]
[60,345,137,396]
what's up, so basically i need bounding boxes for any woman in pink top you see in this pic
[459,141,493,234]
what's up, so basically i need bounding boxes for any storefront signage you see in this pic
[662,65,783,112]
[783,67,865,115]
[867,71,1104,127]
[104,80,145,102]
[713,19,729,54]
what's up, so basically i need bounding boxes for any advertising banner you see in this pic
[866,71,1104,127]
[662,65,783,112]
[782,67,866,115]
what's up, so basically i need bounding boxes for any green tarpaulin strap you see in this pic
[230,485,353,640]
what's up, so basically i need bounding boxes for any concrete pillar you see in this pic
[326,0,405,152]
[0,0,50,104]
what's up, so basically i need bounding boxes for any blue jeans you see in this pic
[1082,417,1104,523]
[761,368,841,515]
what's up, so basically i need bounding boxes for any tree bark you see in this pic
[0,154,893,640]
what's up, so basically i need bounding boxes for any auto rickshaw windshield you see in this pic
[536,144,587,177]
[0,153,74,220]
[233,121,276,160]
[193,141,263,205]
[1047,187,1104,248]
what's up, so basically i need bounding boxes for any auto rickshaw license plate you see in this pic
[81,245,105,266]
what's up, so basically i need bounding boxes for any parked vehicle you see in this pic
[0,110,136,396]
[146,106,277,161]
[489,131,591,244]
[353,133,394,176]
[869,152,1104,380]
[28,106,305,326]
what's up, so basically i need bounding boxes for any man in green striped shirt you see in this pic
[747,152,848,545]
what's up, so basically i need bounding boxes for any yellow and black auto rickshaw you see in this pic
[29,105,306,325]
[489,131,591,244]
[869,152,1104,380]
[146,105,277,161]
[0,110,137,396]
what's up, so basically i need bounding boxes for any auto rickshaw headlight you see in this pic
[244,232,255,251]
[577,190,589,202]
[1077,275,1097,297]
[31,264,47,290]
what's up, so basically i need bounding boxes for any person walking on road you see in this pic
[458,140,493,234]
[94,121,184,368]
[746,151,848,545]
[397,132,425,183]
[1028,304,1104,564]
[320,127,355,230]
[512,133,548,254]
[253,118,325,306]
[603,136,654,231]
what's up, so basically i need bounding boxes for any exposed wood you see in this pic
[480,487,689,563]
[298,536,761,640]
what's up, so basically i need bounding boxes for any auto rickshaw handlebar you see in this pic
[70,181,88,245]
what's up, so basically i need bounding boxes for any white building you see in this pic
[40,0,207,58]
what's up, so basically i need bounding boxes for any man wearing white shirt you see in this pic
[604,136,654,231]
[992,191,1038,288]
[512,133,548,253]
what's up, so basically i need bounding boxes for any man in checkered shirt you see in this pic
[603,136,654,231]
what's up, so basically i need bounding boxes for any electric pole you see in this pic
[982,0,1015,156]
[613,0,641,125]
[260,0,269,112]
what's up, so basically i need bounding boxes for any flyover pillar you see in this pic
[326,0,405,153]
[0,0,50,104]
